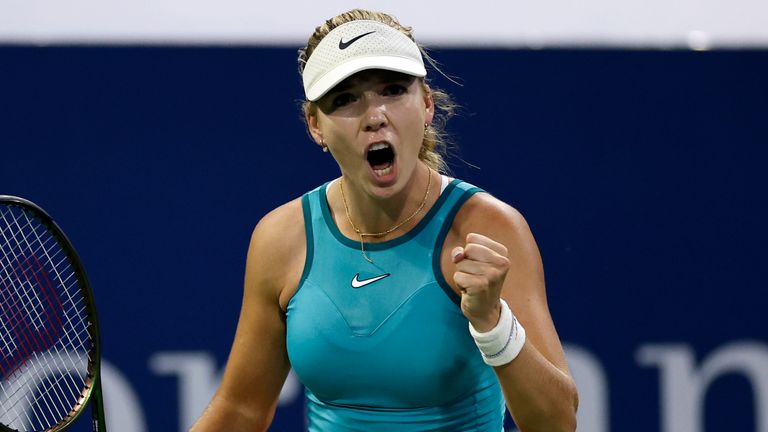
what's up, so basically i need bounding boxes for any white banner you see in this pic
[1,0,766,48]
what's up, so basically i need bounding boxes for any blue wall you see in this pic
[1,47,767,431]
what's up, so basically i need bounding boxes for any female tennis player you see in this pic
[191,9,578,432]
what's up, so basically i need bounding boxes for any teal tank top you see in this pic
[285,179,505,431]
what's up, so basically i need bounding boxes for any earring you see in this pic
[320,138,329,152]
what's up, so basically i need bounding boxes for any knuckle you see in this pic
[491,269,505,282]
[453,272,466,285]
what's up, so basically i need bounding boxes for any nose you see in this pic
[363,96,388,132]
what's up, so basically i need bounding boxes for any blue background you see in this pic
[1,46,767,431]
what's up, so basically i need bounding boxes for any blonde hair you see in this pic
[298,9,456,174]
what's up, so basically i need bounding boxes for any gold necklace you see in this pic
[340,167,432,263]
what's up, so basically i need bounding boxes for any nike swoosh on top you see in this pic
[351,273,390,288]
[338,31,376,50]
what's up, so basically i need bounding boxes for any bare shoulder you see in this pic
[246,197,307,309]
[251,197,305,248]
[452,191,533,242]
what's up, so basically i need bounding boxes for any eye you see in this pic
[382,84,407,97]
[332,92,356,108]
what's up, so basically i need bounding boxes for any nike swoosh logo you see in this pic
[339,31,376,50]
[351,273,390,288]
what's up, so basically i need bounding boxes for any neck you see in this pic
[337,164,434,241]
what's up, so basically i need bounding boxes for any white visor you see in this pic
[302,20,427,101]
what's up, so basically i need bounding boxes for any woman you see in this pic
[192,9,578,432]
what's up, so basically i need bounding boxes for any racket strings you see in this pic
[0,209,89,430]
[0,209,91,360]
[1,296,91,402]
[0,210,90,412]
[0,251,78,428]
[0,267,89,363]
[0,215,87,430]
[0,208,90,338]
[0,205,94,431]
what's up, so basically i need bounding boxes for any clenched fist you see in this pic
[452,232,509,332]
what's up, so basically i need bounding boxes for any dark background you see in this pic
[1,46,766,431]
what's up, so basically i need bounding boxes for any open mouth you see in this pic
[366,142,395,176]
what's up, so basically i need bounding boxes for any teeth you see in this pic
[370,143,390,151]
[374,166,392,176]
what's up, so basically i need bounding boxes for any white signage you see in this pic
[1,1,767,48]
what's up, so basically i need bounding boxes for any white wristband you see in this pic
[468,299,526,367]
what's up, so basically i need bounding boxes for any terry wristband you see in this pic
[468,299,526,367]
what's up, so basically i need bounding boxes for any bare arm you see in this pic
[190,199,305,431]
[445,194,578,432]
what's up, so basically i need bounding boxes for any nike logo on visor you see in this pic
[339,31,376,50]
[351,273,390,288]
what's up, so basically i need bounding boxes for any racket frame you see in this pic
[0,195,106,432]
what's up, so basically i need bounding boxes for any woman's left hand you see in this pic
[452,232,510,332]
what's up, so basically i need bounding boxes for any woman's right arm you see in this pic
[190,199,305,431]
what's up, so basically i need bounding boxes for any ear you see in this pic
[305,106,324,146]
[423,84,435,125]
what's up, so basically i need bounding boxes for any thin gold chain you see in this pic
[340,167,432,263]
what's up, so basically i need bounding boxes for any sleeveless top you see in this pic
[285,178,505,431]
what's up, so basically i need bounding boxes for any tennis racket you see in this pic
[0,195,106,432]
